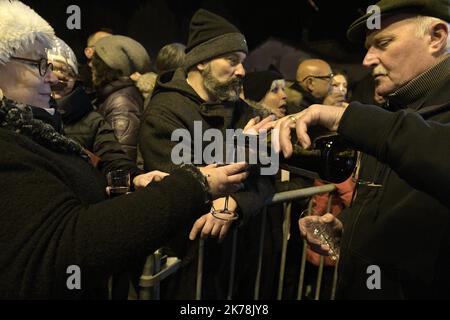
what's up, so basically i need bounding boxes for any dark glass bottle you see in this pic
[281,134,357,183]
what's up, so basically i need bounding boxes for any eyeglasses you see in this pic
[10,56,53,77]
[301,73,334,82]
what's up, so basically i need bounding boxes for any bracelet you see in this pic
[211,208,240,221]
[180,164,212,205]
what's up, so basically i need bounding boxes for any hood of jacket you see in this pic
[152,68,203,104]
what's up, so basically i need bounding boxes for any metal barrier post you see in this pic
[277,201,292,300]
[196,239,205,300]
[138,254,155,300]
[314,193,333,300]
[254,206,268,300]
[139,250,180,300]
[331,256,339,300]
[297,200,313,300]
[227,228,239,300]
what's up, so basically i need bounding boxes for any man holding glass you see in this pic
[277,0,450,299]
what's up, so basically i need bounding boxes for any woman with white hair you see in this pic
[0,0,248,299]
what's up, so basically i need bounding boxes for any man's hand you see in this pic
[189,197,237,241]
[133,170,170,189]
[298,213,343,256]
[199,163,248,199]
[275,104,347,158]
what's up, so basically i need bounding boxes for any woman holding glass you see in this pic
[0,0,248,299]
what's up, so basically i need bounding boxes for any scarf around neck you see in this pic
[0,95,89,161]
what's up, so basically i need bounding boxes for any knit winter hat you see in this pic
[0,0,55,65]
[47,36,78,75]
[243,70,284,102]
[94,35,151,76]
[184,9,248,70]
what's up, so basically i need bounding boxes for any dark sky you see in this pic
[22,0,373,64]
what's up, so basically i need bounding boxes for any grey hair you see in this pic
[412,16,450,53]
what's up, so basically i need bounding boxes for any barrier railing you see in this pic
[138,183,338,300]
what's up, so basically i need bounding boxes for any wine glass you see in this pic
[106,170,130,198]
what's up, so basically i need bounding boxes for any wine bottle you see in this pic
[281,133,357,183]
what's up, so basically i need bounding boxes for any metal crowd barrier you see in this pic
[138,183,339,300]
[138,248,181,300]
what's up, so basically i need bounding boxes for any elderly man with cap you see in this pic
[139,9,275,299]
[91,35,151,162]
[277,0,450,299]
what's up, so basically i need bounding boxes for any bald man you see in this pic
[286,59,334,114]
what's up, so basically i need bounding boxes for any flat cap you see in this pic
[347,0,450,42]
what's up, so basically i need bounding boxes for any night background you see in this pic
[22,0,375,81]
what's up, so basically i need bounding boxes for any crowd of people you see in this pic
[0,0,449,300]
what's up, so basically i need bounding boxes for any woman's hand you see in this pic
[199,162,248,199]
[133,170,169,189]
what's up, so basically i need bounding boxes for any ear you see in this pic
[197,62,207,71]
[305,77,314,91]
[429,22,448,55]
[84,47,93,60]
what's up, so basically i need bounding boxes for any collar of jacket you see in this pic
[95,77,136,106]
[289,81,323,106]
[57,83,94,125]
[387,54,450,111]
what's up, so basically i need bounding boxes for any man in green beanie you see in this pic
[278,0,450,299]
[139,9,275,299]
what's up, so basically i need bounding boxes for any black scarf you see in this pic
[0,96,89,161]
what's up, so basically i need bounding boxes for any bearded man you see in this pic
[138,9,275,299]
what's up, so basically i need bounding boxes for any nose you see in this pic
[44,70,59,85]
[363,47,380,68]
[234,63,245,77]
[279,89,287,100]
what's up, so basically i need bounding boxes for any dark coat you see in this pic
[339,103,450,209]
[0,126,210,299]
[96,78,143,162]
[58,85,142,178]
[336,57,450,299]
